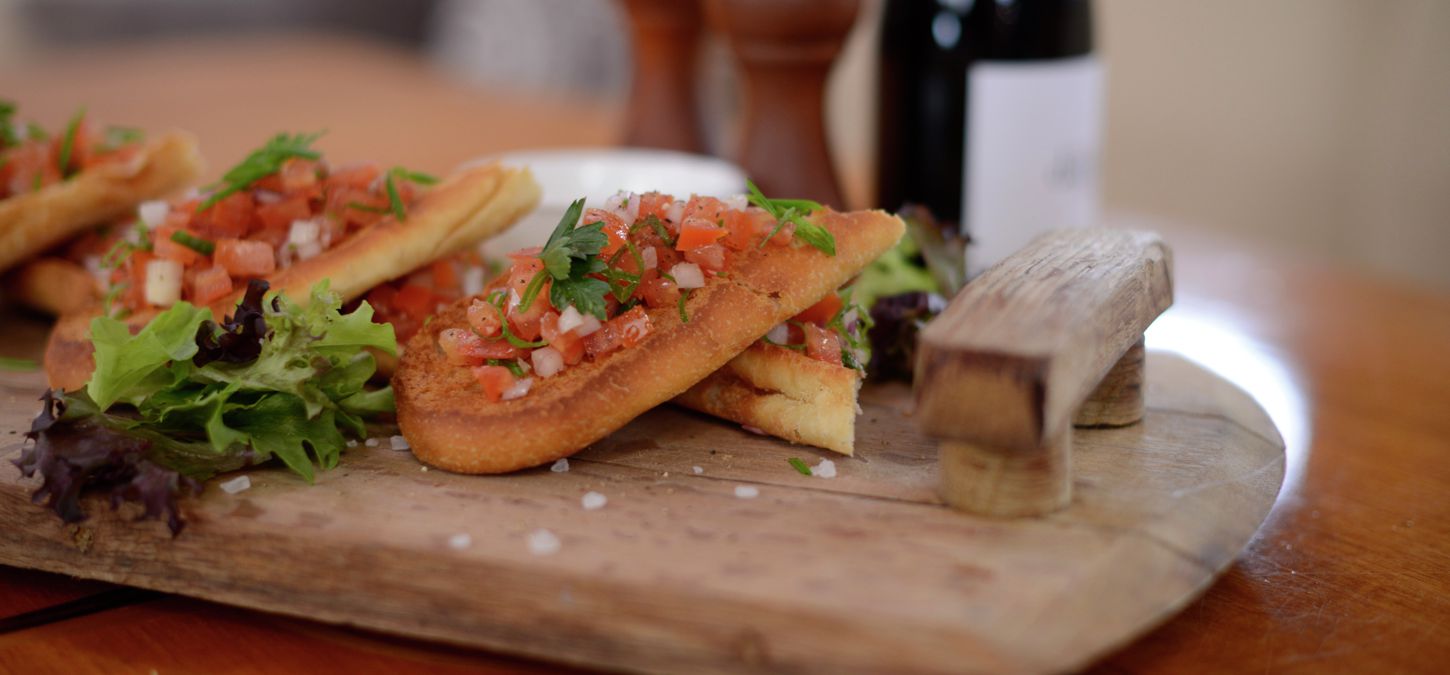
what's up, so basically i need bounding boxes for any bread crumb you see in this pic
[734,485,759,499]
[448,533,472,550]
[551,458,570,473]
[219,476,251,494]
[581,491,607,510]
[528,528,561,556]
[811,459,837,479]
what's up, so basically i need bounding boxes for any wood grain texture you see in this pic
[0,352,1282,674]
[1075,337,1147,427]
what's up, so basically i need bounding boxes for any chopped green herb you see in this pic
[490,293,548,349]
[747,179,835,256]
[0,100,17,148]
[380,166,437,222]
[384,172,406,221]
[517,198,612,320]
[200,131,324,211]
[488,358,527,378]
[57,107,85,179]
[169,230,215,256]
[25,122,47,142]
[643,214,675,246]
[678,287,691,324]
[787,457,812,476]
[30,173,41,193]
[98,126,144,153]
[0,356,37,372]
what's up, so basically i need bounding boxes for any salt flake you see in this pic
[692,466,704,475]
[550,458,570,473]
[811,458,837,479]
[734,485,759,499]
[448,533,472,550]
[219,475,251,495]
[527,528,561,556]
[581,491,607,511]
[390,435,410,450]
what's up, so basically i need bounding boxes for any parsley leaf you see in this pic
[518,198,612,319]
[552,275,611,321]
[199,131,324,211]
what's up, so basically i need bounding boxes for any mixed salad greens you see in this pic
[14,280,396,534]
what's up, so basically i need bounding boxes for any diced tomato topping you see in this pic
[432,259,460,290]
[584,305,652,358]
[214,239,276,277]
[795,293,843,325]
[466,298,503,337]
[192,266,234,306]
[279,158,320,193]
[152,226,205,266]
[256,195,311,233]
[440,328,523,366]
[393,283,437,320]
[720,209,758,251]
[676,217,727,251]
[538,312,587,364]
[471,365,516,403]
[196,192,255,239]
[636,270,679,309]
[509,299,547,342]
[584,208,630,256]
[636,192,674,221]
[683,243,727,272]
[325,163,381,191]
[803,323,843,366]
[682,195,725,223]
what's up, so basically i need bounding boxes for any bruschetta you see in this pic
[41,131,540,391]
[0,103,203,275]
[393,190,904,473]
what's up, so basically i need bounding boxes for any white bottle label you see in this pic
[963,55,1103,274]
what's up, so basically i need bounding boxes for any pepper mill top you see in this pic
[705,0,861,208]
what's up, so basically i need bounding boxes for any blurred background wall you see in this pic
[2,0,1447,289]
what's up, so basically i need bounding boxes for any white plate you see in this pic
[462,148,748,257]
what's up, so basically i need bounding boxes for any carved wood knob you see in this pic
[704,0,860,207]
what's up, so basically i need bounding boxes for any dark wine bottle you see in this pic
[876,0,1101,274]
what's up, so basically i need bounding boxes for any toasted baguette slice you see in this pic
[4,256,100,316]
[0,131,203,274]
[42,162,541,391]
[673,342,861,455]
[394,209,904,474]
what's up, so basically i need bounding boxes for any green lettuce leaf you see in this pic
[87,302,210,409]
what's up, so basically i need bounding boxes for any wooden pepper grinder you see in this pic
[705,0,859,208]
[618,0,707,153]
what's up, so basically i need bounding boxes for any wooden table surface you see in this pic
[3,35,1448,674]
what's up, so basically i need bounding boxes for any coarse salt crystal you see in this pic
[734,485,759,499]
[219,475,251,495]
[551,458,570,473]
[581,491,607,510]
[390,435,410,450]
[811,458,838,479]
[364,438,379,447]
[692,466,704,475]
[420,465,429,472]
[448,533,472,550]
[346,439,358,448]
[527,528,561,556]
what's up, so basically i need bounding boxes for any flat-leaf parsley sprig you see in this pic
[747,180,836,256]
[517,198,612,320]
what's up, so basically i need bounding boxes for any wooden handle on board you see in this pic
[913,229,1174,517]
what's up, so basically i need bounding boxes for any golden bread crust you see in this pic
[41,163,540,392]
[394,209,904,474]
[5,257,101,316]
[673,342,861,455]
[0,131,203,273]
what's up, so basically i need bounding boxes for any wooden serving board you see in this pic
[0,349,1283,674]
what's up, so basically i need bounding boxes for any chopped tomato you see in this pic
[152,226,205,266]
[256,195,312,233]
[683,243,727,272]
[509,300,547,342]
[366,285,398,313]
[325,163,381,191]
[440,329,524,366]
[214,239,276,277]
[432,259,460,290]
[583,306,651,358]
[471,365,516,403]
[466,298,503,337]
[636,191,674,221]
[721,209,760,251]
[676,218,727,251]
[192,266,234,305]
[682,195,725,223]
[803,323,843,366]
[279,158,320,193]
[795,293,843,325]
[585,208,630,256]
[393,284,437,319]
[196,192,255,239]
[636,271,679,309]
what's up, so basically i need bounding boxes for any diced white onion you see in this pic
[288,218,321,246]
[575,313,602,337]
[531,347,564,378]
[640,246,658,270]
[138,200,170,227]
[508,288,522,310]
[556,305,584,334]
[723,194,748,212]
[461,266,486,296]
[604,191,639,223]
[294,241,323,261]
[501,377,533,401]
[252,190,283,205]
[766,323,790,344]
[219,475,251,494]
[143,259,183,307]
[843,308,859,332]
[666,200,685,224]
[670,262,705,289]
[83,255,107,285]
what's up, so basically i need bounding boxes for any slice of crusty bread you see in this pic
[673,342,861,455]
[394,209,904,474]
[41,161,541,392]
[0,131,203,274]
[4,256,101,316]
